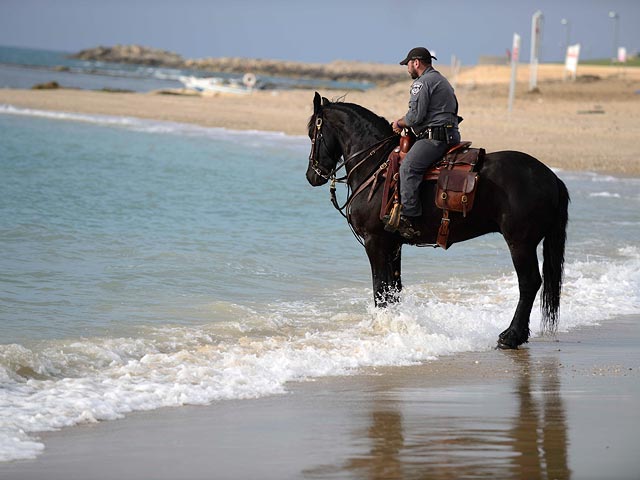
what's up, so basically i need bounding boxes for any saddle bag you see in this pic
[434,147,483,249]
[435,169,478,217]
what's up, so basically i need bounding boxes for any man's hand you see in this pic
[392,118,403,134]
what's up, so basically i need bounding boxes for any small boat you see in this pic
[178,73,258,95]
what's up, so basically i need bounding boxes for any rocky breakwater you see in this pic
[72,45,185,68]
[71,45,406,85]
[184,57,405,85]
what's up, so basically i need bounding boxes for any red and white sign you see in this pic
[618,47,627,63]
[512,33,521,63]
[565,43,580,74]
[508,33,521,113]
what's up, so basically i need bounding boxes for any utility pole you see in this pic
[529,10,543,92]
[609,11,619,62]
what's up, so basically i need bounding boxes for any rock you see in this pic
[71,44,185,67]
[100,88,134,93]
[184,57,405,85]
[576,74,601,83]
[71,45,406,85]
[32,81,60,89]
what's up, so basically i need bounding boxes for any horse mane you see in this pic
[308,99,392,136]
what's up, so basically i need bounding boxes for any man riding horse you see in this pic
[306,85,569,349]
[386,47,461,240]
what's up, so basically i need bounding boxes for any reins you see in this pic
[327,134,397,218]
[330,136,396,207]
[308,110,398,245]
[340,134,398,181]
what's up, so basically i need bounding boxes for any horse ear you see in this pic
[313,92,322,113]
[322,96,330,106]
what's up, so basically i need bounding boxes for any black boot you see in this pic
[396,215,421,240]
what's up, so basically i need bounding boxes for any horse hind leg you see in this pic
[498,243,542,349]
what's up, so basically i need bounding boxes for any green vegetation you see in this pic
[582,56,640,67]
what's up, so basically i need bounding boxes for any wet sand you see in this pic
[1,64,639,175]
[1,315,639,480]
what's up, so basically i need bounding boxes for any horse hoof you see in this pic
[495,340,518,350]
[497,328,529,349]
[496,332,520,349]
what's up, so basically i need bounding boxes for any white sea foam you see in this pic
[0,104,299,147]
[1,250,639,462]
[561,170,640,185]
[589,191,621,198]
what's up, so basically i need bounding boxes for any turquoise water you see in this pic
[0,113,359,343]
[0,108,639,461]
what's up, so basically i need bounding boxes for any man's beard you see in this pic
[410,71,419,79]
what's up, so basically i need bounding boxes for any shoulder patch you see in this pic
[410,83,423,95]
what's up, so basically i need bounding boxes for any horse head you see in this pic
[306,92,344,186]
[306,93,396,187]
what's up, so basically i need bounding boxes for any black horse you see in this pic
[306,93,569,349]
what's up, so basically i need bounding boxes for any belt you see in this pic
[415,125,453,142]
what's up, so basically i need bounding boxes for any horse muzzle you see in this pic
[306,167,329,186]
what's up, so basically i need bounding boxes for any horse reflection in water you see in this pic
[510,354,569,479]
[309,352,570,480]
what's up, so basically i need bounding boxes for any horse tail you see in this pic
[541,176,570,334]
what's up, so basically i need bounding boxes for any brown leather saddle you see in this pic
[380,135,484,248]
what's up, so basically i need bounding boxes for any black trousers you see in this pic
[399,132,460,217]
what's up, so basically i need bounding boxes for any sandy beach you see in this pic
[1,62,640,478]
[1,63,640,175]
[1,315,638,479]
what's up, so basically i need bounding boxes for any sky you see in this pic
[0,0,638,65]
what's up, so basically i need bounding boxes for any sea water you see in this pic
[1,106,639,462]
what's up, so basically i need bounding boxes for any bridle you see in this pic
[308,116,333,180]
[309,114,397,184]
[309,115,364,182]
[308,112,398,239]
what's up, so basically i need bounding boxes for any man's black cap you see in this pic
[399,47,437,65]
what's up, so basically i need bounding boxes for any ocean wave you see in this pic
[589,191,622,198]
[560,170,640,184]
[1,251,639,462]
[0,104,302,147]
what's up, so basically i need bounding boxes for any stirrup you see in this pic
[382,214,397,233]
[383,213,420,239]
[397,216,421,239]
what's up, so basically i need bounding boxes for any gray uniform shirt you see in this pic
[404,66,459,135]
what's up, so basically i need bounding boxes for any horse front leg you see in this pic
[364,234,403,307]
[498,244,542,349]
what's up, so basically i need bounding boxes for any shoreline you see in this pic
[1,315,639,479]
[1,65,640,176]
[3,100,639,182]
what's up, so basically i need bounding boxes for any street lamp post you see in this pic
[560,18,570,59]
[609,11,619,62]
